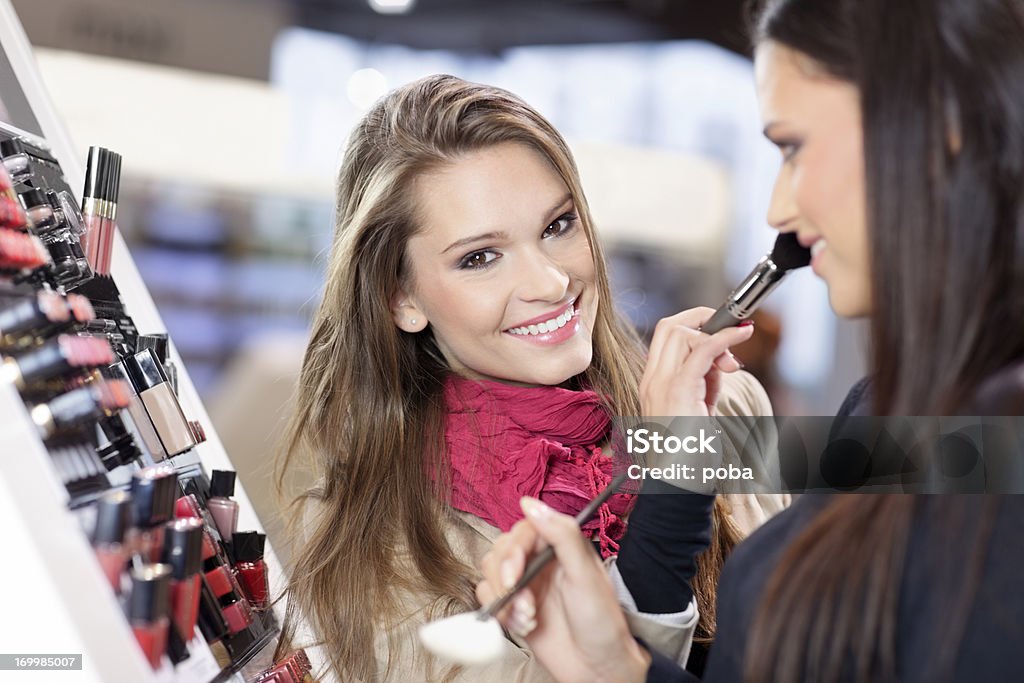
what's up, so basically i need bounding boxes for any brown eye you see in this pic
[458,250,499,270]
[544,213,578,238]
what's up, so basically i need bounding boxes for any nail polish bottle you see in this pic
[91,490,132,594]
[232,532,269,609]
[204,565,254,635]
[163,518,204,643]
[207,470,239,540]
[129,563,172,671]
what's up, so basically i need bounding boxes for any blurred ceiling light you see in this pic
[368,0,416,15]
[347,68,388,110]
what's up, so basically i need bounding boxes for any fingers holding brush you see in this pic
[476,497,651,683]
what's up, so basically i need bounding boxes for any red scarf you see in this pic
[443,376,634,558]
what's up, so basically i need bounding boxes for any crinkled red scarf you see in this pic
[443,376,634,558]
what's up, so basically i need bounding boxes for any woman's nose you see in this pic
[767,165,798,231]
[519,253,570,303]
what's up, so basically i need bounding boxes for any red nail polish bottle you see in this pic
[233,532,269,609]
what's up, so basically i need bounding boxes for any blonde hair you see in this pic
[275,74,647,680]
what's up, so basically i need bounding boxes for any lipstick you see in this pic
[0,334,114,389]
[130,465,178,564]
[232,532,268,609]
[0,228,49,272]
[207,470,239,540]
[29,378,131,439]
[81,147,121,276]
[129,564,172,671]
[123,349,196,457]
[91,489,133,594]
[0,290,70,340]
[162,518,204,643]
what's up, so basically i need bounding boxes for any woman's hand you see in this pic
[476,498,651,683]
[640,307,755,417]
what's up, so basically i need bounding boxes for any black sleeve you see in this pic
[642,643,701,683]
[616,479,715,613]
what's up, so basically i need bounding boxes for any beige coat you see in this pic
[302,370,787,682]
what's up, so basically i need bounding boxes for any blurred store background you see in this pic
[15,0,867,560]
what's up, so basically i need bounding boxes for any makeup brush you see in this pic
[419,471,630,665]
[701,232,811,334]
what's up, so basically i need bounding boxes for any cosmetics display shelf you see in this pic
[0,1,292,681]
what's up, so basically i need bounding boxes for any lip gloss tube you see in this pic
[91,489,132,594]
[130,465,178,564]
[232,531,269,609]
[129,563,172,670]
[163,518,204,643]
[81,147,121,275]
[124,349,196,457]
[207,470,239,540]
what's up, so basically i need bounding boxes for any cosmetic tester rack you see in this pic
[0,3,309,682]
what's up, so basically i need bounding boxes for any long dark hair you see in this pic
[743,0,1023,680]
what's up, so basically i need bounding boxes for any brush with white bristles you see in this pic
[419,471,630,665]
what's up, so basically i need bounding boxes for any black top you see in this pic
[644,365,1024,682]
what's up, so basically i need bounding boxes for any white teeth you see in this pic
[507,304,576,336]
[811,240,827,258]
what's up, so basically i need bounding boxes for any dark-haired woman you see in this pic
[476,0,1024,680]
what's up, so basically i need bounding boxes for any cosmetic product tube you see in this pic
[232,532,268,609]
[0,334,114,389]
[91,490,132,594]
[0,290,69,338]
[81,147,121,275]
[29,378,131,440]
[207,470,239,540]
[0,228,49,271]
[129,563,172,671]
[163,518,204,643]
[123,350,196,457]
[130,465,178,563]
[18,188,56,233]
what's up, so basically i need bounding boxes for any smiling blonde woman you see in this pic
[274,74,782,682]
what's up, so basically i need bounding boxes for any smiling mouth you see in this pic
[505,298,579,336]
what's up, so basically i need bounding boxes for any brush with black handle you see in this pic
[701,232,812,334]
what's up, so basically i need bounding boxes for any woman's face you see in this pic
[396,142,599,386]
[755,41,872,317]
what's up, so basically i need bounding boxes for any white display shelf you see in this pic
[0,1,286,680]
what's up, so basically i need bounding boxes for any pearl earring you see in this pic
[410,318,418,325]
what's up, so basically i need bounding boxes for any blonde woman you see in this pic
[275,74,782,682]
